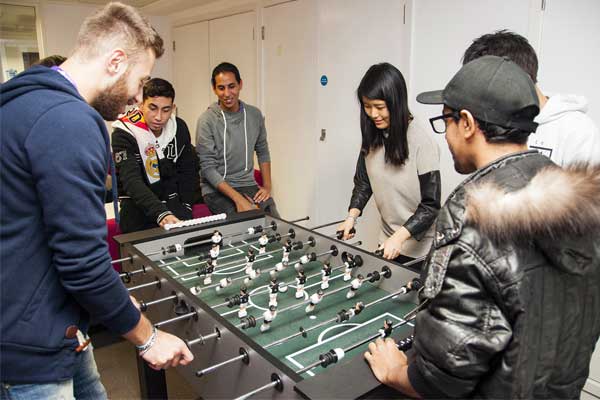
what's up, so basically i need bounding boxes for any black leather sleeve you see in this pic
[403,170,441,240]
[174,118,199,207]
[348,152,373,214]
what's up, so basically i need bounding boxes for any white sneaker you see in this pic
[260,323,270,332]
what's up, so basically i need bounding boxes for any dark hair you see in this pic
[34,55,67,68]
[462,30,538,83]
[447,107,531,145]
[357,63,411,166]
[143,78,175,101]
[211,62,241,88]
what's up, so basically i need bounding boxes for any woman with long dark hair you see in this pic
[337,63,441,263]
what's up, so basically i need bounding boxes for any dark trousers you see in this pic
[203,185,280,218]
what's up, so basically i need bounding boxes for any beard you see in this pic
[91,72,132,121]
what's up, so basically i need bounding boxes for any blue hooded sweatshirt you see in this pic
[0,66,141,383]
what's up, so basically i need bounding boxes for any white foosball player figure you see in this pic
[245,249,256,275]
[190,285,202,295]
[260,305,278,332]
[321,261,332,290]
[269,277,280,307]
[295,269,307,299]
[346,274,365,299]
[211,230,223,251]
[343,253,356,282]
[281,239,292,266]
[258,233,269,254]
[237,286,250,318]
[243,268,261,286]
[209,243,219,265]
[305,289,325,313]
[378,319,394,338]
[215,277,232,293]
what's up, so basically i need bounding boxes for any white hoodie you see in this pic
[529,94,600,166]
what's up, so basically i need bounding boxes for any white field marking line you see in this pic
[166,266,179,276]
[241,239,261,252]
[317,324,360,344]
[221,304,254,317]
[178,253,273,282]
[286,312,412,375]
[248,286,268,312]
[286,356,313,377]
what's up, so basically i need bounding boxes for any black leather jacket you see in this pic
[348,152,441,240]
[408,151,600,399]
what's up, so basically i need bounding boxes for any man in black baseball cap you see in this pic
[364,56,600,398]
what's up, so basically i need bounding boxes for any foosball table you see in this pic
[114,210,423,399]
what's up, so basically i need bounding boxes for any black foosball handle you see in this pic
[336,227,356,240]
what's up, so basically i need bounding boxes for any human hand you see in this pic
[141,330,194,370]
[364,337,407,386]
[159,214,180,228]
[336,217,356,240]
[381,228,410,260]
[253,186,271,203]
[236,196,257,212]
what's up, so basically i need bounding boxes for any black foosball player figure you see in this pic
[348,301,365,319]
[378,318,394,338]
[260,305,278,332]
[203,262,215,285]
[238,286,250,318]
[305,289,325,313]
[295,269,307,299]
[343,253,356,282]
[346,274,365,299]
[269,276,279,307]
[277,239,293,271]
[212,229,223,251]
[258,232,269,254]
[245,248,256,275]
[215,277,232,293]
[209,243,219,264]
[321,261,332,290]
[243,268,261,287]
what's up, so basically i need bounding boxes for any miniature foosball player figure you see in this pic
[238,286,250,318]
[321,261,332,290]
[258,232,269,254]
[209,243,219,264]
[295,269,307,299]
[212,229,223,250]
[260,305,278,332]
[305,289,325,313]
[343,253,356,282]
[245,248,256,275]
[378,318,394,338]
[215,277,232,293]
[269,276,280,307]
[346,274,365,299]
[243,268,261,287]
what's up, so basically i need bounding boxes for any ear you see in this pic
[238,78,243,91]
[106,48,128,76]
[459,110,477,140]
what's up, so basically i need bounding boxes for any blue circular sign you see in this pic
[320,75,328,86]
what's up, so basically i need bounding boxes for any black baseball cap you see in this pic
[417,55,539,132]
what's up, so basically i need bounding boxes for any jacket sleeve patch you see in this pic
[114,150,128,164]
[422,245,454,299]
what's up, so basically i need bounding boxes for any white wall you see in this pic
[39,2,172,82]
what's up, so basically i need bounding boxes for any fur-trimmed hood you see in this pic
[466,162,600,274]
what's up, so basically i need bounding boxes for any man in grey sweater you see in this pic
[196,62,279,216]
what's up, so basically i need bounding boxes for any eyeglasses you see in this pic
[429,111,460,134]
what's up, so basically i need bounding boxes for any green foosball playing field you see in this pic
[156,235,415,378]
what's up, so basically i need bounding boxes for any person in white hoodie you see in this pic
[462,30,600,166]
[196,62,279,216]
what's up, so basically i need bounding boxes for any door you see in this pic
[209,11,257,106]
[173,22,210,145]
[262,0,319,221]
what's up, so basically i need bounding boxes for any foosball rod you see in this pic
[127,278,161,292]
[264,277,422,349]
[237,266,390,330]
[119,265,149,279]
[138,293,178,312]
[167,229,298,274]
[186,327,221,347]
[154,308,198,329]
[199,240,325,292]
[195,348,249,377]
[187,235,315,284]
[215,253,359,309]
[295,301,428,375]
[232,373,283,400]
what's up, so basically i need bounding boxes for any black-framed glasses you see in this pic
[429,111,460,134]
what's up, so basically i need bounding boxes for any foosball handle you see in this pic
[336,227,356,240]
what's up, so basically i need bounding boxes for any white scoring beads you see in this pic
[163,213,227,231]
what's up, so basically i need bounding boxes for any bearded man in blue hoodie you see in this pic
[0,2,193,399]
[196,62,279,217]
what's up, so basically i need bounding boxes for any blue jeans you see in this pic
[0,346,107,400]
